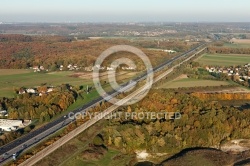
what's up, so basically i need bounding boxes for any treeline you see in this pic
[0,34,33,42]
[0,34,76,43]
[208,46,250,54]
[98,90,250,154]
[192,92,250,101]
[0,35,190,70]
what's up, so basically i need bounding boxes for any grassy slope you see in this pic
[33,120,133,166]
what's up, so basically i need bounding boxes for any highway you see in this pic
[0,42,206,164]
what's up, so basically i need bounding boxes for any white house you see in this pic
[19,89,26,94]
[67,64,72,69]
[47,88,53,93]
[26,88,36,94]
[40,66,45,70]
[107,67,114,71]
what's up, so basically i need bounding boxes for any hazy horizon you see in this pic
[0,0,250,22]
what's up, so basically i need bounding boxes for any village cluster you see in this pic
[18,87,54,96]
[206,63,250,83]
[32,64,137,72]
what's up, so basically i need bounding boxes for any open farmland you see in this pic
[195,53,250,66]
[0,70,138,98]
[0,70,88,98]
[230,38,250,44]
[158,78,230,89]
[223,43,250,48]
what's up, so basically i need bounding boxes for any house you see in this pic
[33,66,41,72]
[33,66,39,70]
[26,88,36,94]
[47,88,53,93]
[59,65,64,71]
[40,66,45,70]
[107,67,114,71]
[19,88,26,94]
[208,69,213,73]
[67,64,72,69]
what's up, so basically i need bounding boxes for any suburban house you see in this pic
[26,88,36,94]
[107,67,114,71]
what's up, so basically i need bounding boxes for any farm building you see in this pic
[0,119,24,132]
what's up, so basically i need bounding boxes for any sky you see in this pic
[0,0,249,22]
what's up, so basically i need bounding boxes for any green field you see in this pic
[158,78,230,89]
[195,53,250,66]
[0,70,137,98]
[0,70,91,98]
